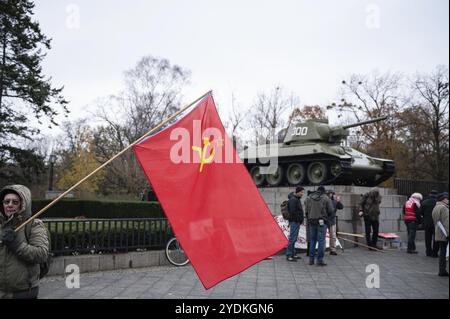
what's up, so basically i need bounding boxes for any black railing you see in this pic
[394,178,449,197]
[43,218,171,256]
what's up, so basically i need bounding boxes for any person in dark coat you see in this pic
[421,190,439,257]
[286,187,305,262]
[358,187,382,250]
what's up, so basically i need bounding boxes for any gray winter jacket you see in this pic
[305,191,334,222]
[0,185,49,299]
[432,201,449,242]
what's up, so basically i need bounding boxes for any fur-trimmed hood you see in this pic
[0,185,32,224]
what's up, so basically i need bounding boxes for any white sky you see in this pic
[32,0,449,135]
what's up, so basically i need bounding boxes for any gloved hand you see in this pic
[358,211,364,217]
[1,227,21,252]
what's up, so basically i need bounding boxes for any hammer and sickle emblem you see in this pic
[192,137,224,172]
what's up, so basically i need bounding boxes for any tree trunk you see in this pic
[0,35,7,111]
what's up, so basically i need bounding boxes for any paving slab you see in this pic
[39,242,448,299]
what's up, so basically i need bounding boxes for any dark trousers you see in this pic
[364,217,379,248]
[12,286,39,299]
[405,221,417,252]
[438,240,449,275]
[424,225,439,256]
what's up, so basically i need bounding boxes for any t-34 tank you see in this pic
[241,116,395,187]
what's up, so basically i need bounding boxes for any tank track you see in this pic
[246,157,396,188]
[245,156,353,187]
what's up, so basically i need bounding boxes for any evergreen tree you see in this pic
[0,0,68,182]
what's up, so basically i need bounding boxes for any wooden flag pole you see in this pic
[337,231,365,238]
[337,236,384,252]
[15,90,212,233]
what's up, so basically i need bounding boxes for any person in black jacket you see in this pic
[286,186,305,262]
[422,190,439,257]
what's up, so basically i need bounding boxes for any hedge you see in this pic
[32,199,165,219]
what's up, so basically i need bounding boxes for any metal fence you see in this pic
[43,218,171,256]
[394,178,449,197]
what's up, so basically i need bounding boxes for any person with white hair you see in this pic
[403,192,423,254]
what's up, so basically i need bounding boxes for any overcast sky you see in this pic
[33,0,449,134]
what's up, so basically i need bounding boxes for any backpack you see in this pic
[25,219,52,279]
[281,200,290,220]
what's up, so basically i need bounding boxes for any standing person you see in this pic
[422,190,439,257]
[326,190,344,255]
[0,185,50,299]
[432,192,449,277]
[358,187,382,250]
[286,187,305,262]
[305,186,334,266]
[139,187,147,201]
[403,193,423,254]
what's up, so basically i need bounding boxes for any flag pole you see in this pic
[337,236,384,252]
[15,90,212,232]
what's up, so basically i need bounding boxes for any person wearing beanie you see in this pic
[403,192,423,254]
[422,190,439,257]
[358,187,382,250]
[432,192,449,276]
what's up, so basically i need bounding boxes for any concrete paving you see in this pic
[39,242,448,299]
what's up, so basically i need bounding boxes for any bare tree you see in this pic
[409,65,449,181]
[225,93,248,150]
[339,71,405,158]
[92,56,191,196]
[248,86,300,145]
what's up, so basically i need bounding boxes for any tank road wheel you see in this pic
[307,162,327,185]
[286,163,306,186]
[265,165,284,186]
[250,166,265,187]
[330,162,342,177]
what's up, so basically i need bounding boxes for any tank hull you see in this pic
[241,142,395,187]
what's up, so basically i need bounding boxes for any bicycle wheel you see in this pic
[165,237,189,266]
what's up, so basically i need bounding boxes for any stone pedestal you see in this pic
[258,186,408,249]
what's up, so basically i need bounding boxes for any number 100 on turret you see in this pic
[292,126,308,136]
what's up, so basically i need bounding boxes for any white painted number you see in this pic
[292,127,308,136]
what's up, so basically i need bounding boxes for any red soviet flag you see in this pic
[133,94,287,289]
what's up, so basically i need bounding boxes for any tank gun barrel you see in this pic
[342,116,388,130]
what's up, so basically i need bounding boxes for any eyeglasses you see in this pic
[2,199,20,205]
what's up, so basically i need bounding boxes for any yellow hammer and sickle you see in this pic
[192,137,223,172]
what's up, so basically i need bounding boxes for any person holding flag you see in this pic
[11,91,287,290]
[0,185,50,299]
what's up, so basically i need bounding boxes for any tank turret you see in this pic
[241,116,395,187]
[284,116,388,144]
